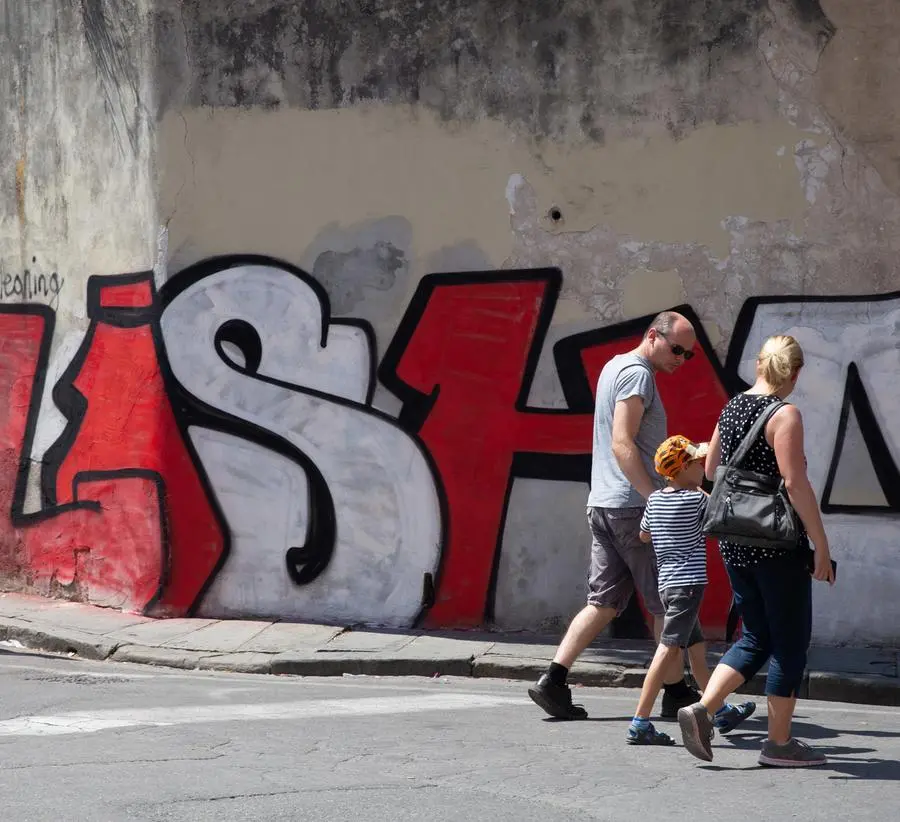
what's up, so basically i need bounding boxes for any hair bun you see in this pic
[757,335,804,388]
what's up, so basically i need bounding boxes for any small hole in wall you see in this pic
[548,207,563,223]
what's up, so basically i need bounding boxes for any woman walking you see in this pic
[678,334,835,767]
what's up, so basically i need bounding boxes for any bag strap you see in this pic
[726,399,785,469]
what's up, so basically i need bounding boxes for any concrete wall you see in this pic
[1,0,899,645]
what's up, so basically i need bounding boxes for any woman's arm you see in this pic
[769,406,835,584]
[704,425,722,479]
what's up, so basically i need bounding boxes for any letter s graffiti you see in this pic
[158,256,443,627]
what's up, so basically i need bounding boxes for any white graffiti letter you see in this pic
[732,296,900,645]
[159,259,442,627]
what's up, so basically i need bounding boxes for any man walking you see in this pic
[528,311,700,719]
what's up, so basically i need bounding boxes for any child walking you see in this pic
[627,435,756,745]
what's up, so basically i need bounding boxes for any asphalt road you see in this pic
[0,643,897,821]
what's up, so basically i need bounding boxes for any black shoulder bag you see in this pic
[701,400,801,550]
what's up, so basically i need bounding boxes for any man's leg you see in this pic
[528,508,628,719]
[553,603,616,668]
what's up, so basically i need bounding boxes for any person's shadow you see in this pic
[701,716,900,781]
[540,712,900,780]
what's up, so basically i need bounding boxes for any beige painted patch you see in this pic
[545,296,596,325]
[621,268,686,319]
[815,1,900,197]
[702,321,723,348]
[160,105,819,272]
[532,122,819,257]
[159,105,521,271]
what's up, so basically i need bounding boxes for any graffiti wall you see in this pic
[728,295,900,643]
[3,254,896,642]
[4,1,900,646]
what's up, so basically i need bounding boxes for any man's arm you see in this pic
[639,501,652,542]
[611,395,657,500]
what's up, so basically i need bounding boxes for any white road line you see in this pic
[0,693,522,737]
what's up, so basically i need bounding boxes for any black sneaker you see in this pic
[660,686,702,718]
[527,674,588,720]
[627,722,676,745]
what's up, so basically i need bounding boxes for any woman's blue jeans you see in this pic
[720,552,812,698]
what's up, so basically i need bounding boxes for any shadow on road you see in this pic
[701,756,900,781]
[701,717,900,781]
[541,715,636,723]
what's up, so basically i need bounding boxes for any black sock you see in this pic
[663,678,690,697]
[547,662,569,686]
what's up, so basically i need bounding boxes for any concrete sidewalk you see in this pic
[0,592,897,706]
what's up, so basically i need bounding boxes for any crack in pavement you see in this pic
[0,752,228,771]
[163,783,441,805]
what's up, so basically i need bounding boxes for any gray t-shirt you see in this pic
[587,352,667,509]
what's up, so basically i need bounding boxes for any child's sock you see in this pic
[547,662,569,687]
[631,716,651,732]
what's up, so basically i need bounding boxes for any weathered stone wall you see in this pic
[1,1,899,645]
[0,2,157,512]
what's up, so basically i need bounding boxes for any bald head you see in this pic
[644,311,695,340]
[642,311,697,373]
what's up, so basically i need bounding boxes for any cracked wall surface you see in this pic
[0,1,157,301]
[154,0,900,359]
[3,1,900,641]
[152,0,833,139]
[0,2,158,514]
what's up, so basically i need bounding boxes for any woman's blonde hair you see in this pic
[757,335,804,388]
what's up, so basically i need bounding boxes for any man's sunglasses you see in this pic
[656,330,695,360]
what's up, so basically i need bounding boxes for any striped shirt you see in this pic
[639,488,708,589]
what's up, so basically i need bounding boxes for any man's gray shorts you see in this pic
[659,585,706,648]
[587,506,663,617]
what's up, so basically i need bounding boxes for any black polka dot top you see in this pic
[716,393,808,567]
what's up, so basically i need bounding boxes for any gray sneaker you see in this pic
[759,738,827,767]
[677,702,715,762]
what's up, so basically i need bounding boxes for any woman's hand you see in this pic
[813,543,835,586]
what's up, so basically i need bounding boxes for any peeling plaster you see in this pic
[621,269,686,319]
[503,6,900,358]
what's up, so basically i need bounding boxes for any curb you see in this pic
[1,618,898,707]
[806,670,900,707]
[0,618,118,661]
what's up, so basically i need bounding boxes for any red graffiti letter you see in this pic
[381,271,591,627]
